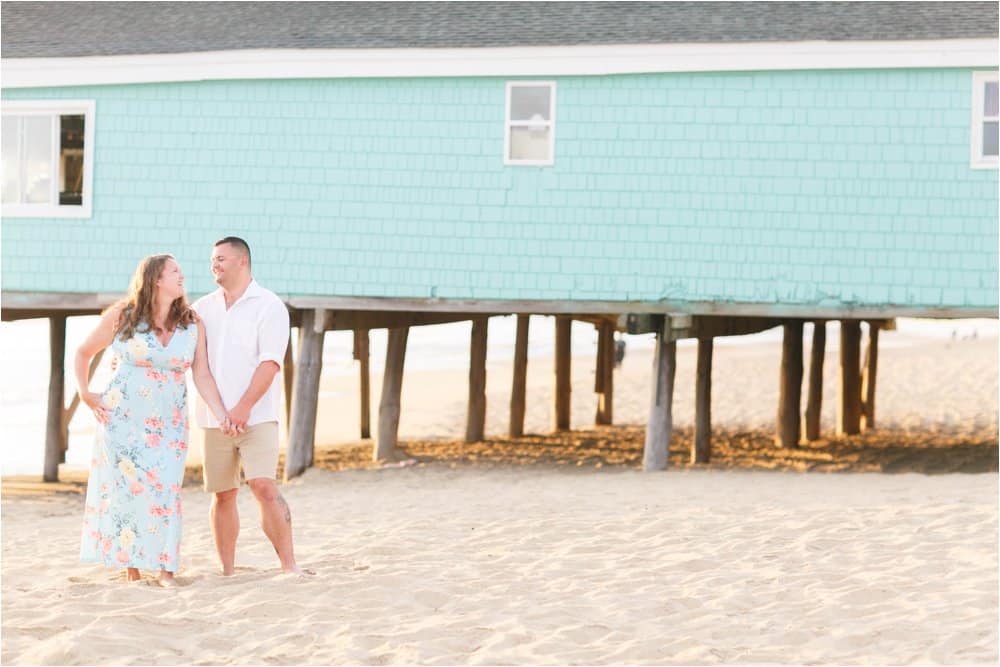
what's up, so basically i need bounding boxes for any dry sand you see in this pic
[2,332,997,665]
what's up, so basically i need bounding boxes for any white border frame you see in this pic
[971,70,999,170]
[2,99,96,218]
[504,81,556,167]
[2,40,996,88]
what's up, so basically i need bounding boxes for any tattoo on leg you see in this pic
[277,493,291,525]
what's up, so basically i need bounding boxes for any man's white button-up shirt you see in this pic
[192,280,290,429]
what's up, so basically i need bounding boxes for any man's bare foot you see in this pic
[126,568,141,582]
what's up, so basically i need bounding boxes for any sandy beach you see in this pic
[2,328,998,665]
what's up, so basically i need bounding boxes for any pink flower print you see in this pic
[170,484,181,494]
[158,553,170,564]
[99,499,110,513]
[173,371,185,384]
[144,417,165,430]
[146,469,159,483]
[178,441,188,451]
[135,359,153,368]
[169,357,183,369]
[175,499,183,517]
[171,407,183,427]
[110,357,119,372]
[130,480,144,495]
[182,361,192,371]
[102,538,113,554]
[116,550,130,564]
[155,482,164,492]
[146,433,161,448]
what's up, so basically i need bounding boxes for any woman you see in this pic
[76,254,230,585]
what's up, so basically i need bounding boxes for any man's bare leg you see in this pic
[246,478,307,574]
[210,488,240,575]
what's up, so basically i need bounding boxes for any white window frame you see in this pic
[504,81,556,166]
[970,71,998,169]
[2,99,96,217]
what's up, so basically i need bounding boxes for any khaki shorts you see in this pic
[202,422,279,493]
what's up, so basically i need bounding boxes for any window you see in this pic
[2,100,95,217]
[505,81,555,166]
[971,71,998,169]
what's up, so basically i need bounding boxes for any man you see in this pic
[193,236,308,576]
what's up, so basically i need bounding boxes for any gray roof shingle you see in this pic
[2,1,997,59]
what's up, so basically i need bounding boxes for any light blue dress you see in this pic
[80,321,197,571]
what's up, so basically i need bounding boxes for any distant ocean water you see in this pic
[1,314,994,476]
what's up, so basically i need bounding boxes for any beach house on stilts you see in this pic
[2,2,997,481]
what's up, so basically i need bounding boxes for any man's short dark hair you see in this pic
[215,236,251,266]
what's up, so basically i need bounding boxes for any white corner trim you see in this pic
[2,39,998,88]
[970,70,999,170]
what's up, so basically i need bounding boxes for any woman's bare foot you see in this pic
[158,571,178,587]
[126,568,141,582]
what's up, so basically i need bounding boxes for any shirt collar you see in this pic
[211,278,261,306]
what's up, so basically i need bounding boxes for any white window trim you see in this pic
[971,71,999,170]
[2,99,95,218]
[505,81,556,167]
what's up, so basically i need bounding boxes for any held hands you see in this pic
[218,413,245,437]
[82,392,111,425]
[218,403,250,436]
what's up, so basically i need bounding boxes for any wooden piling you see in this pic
[837,320,862,436]
[595,321,614,425]
[860,322,880,431]
[282,330,294,424]
[284,310,325,480]
[375,327,409,461]
[509,315,529,437]
[805,320,826,441]
[776,321,804,448]
[554,316,571,431]
[466,317,488,442]
[44,315,67,482]
[643,322,676,471]
[354,329,371,439]
[693,335,713,463]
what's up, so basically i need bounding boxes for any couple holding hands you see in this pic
[76,237,310,585]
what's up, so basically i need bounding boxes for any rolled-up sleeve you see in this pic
[257,299,290,368]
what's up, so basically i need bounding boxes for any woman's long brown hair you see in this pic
[108,254,196,340]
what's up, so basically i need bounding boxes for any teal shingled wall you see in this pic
[3,69,997,310]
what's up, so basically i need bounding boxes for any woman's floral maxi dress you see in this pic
[80,323,196,571]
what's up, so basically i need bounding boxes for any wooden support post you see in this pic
[44,316,67,482]
[595,322,614,425]
[61,347,105,462]
[509,315,529,437]
[553,316,571,431]
[285,310,325,480]
[776,321,804,448]
[354,329,371,439]
[466,317,488,442]
[375,327,409,461]
[693,336,713,463]
[282,330,294,425]
[837,320,862,436]
[643,322,676,471]
[860,322,880,432]
[805,320,826,441]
